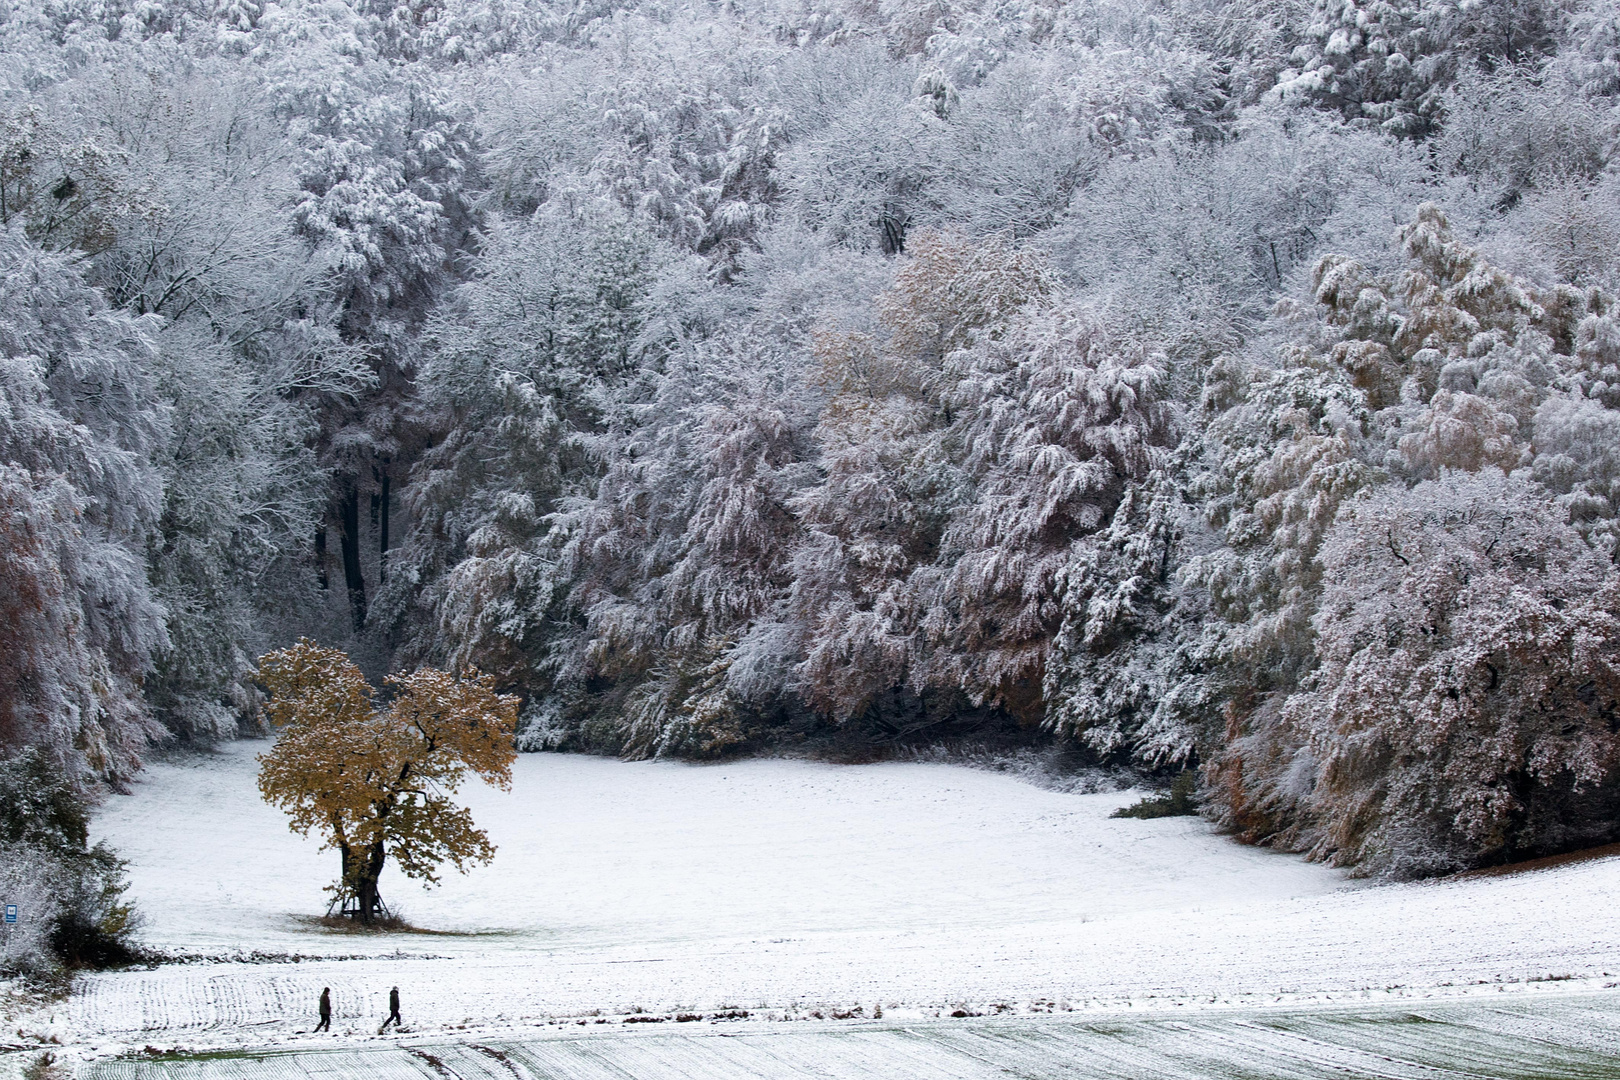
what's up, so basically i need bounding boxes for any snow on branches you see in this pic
[10,0,1620,880]
[1294,472,1620,875]
[0,229,167,785]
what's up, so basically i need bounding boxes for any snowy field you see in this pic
[14,742,1620,1075]
[67,993,1620,1080]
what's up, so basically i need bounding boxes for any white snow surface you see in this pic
[93,742,1342,953]
[48,742,1620,1056]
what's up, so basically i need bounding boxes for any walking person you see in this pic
[315,987,332,1032]
[379,985,402,1033]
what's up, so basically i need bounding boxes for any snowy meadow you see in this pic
[38,744,1620,1074]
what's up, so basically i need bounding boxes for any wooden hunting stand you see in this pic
[328,891,392,923]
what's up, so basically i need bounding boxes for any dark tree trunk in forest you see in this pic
[879,213,907,256]
[314,525,329,590]
[339,481,367,631]
[379,465,390,581]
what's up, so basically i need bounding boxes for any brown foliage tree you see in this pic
[255,641,519,924]
[1287,472,1620,876]
[792,230,1053,724]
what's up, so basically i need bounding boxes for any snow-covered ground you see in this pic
[20,742,1620,1072]
[90,741,1345,953]
[67,992,1620,1080]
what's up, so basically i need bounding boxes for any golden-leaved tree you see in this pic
[256,640,519,924]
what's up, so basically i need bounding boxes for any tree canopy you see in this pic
[256,640,518,923]
[8,0,1620,877]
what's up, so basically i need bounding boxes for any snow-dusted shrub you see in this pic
[1111,770,1200,818]
[40,840,138,971]
[0,843,63,978]
[0,752,139,975]
[1290,471,1620,875]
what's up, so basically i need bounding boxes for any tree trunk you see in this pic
[379,464,390,582]
[355,838,386,924]
[339,481,367,631]
[314,524,329,591]
[338,837,387,924]
[879,212,907,256]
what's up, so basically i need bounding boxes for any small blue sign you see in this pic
[3,905,15,924]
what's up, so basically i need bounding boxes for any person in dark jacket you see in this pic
[380,985,402,1032]
[315,987,332,1032]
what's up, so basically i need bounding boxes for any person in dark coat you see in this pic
[380,985,402,1032]
[315,987,332,1032]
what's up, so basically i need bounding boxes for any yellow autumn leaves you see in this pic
[255,640,518,920]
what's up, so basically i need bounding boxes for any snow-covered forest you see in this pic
[6,0,1620,886]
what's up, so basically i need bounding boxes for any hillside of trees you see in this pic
[5,0,1620,880]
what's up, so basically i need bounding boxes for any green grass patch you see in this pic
[1111,771,1199,819]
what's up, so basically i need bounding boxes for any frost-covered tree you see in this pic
[780,58,945,255]
[1290,471,1620,876]
[1272,0,1564,137]
[380,209,676,698]
[0,229,167,783]
[478,12,789,276]
[561,340,817,757]
[791,229,1051,725]
[74,61,360,738]
[925,303,1178,731]
[261,30,484,638]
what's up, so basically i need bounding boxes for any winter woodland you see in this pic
[6,0,1620,899]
